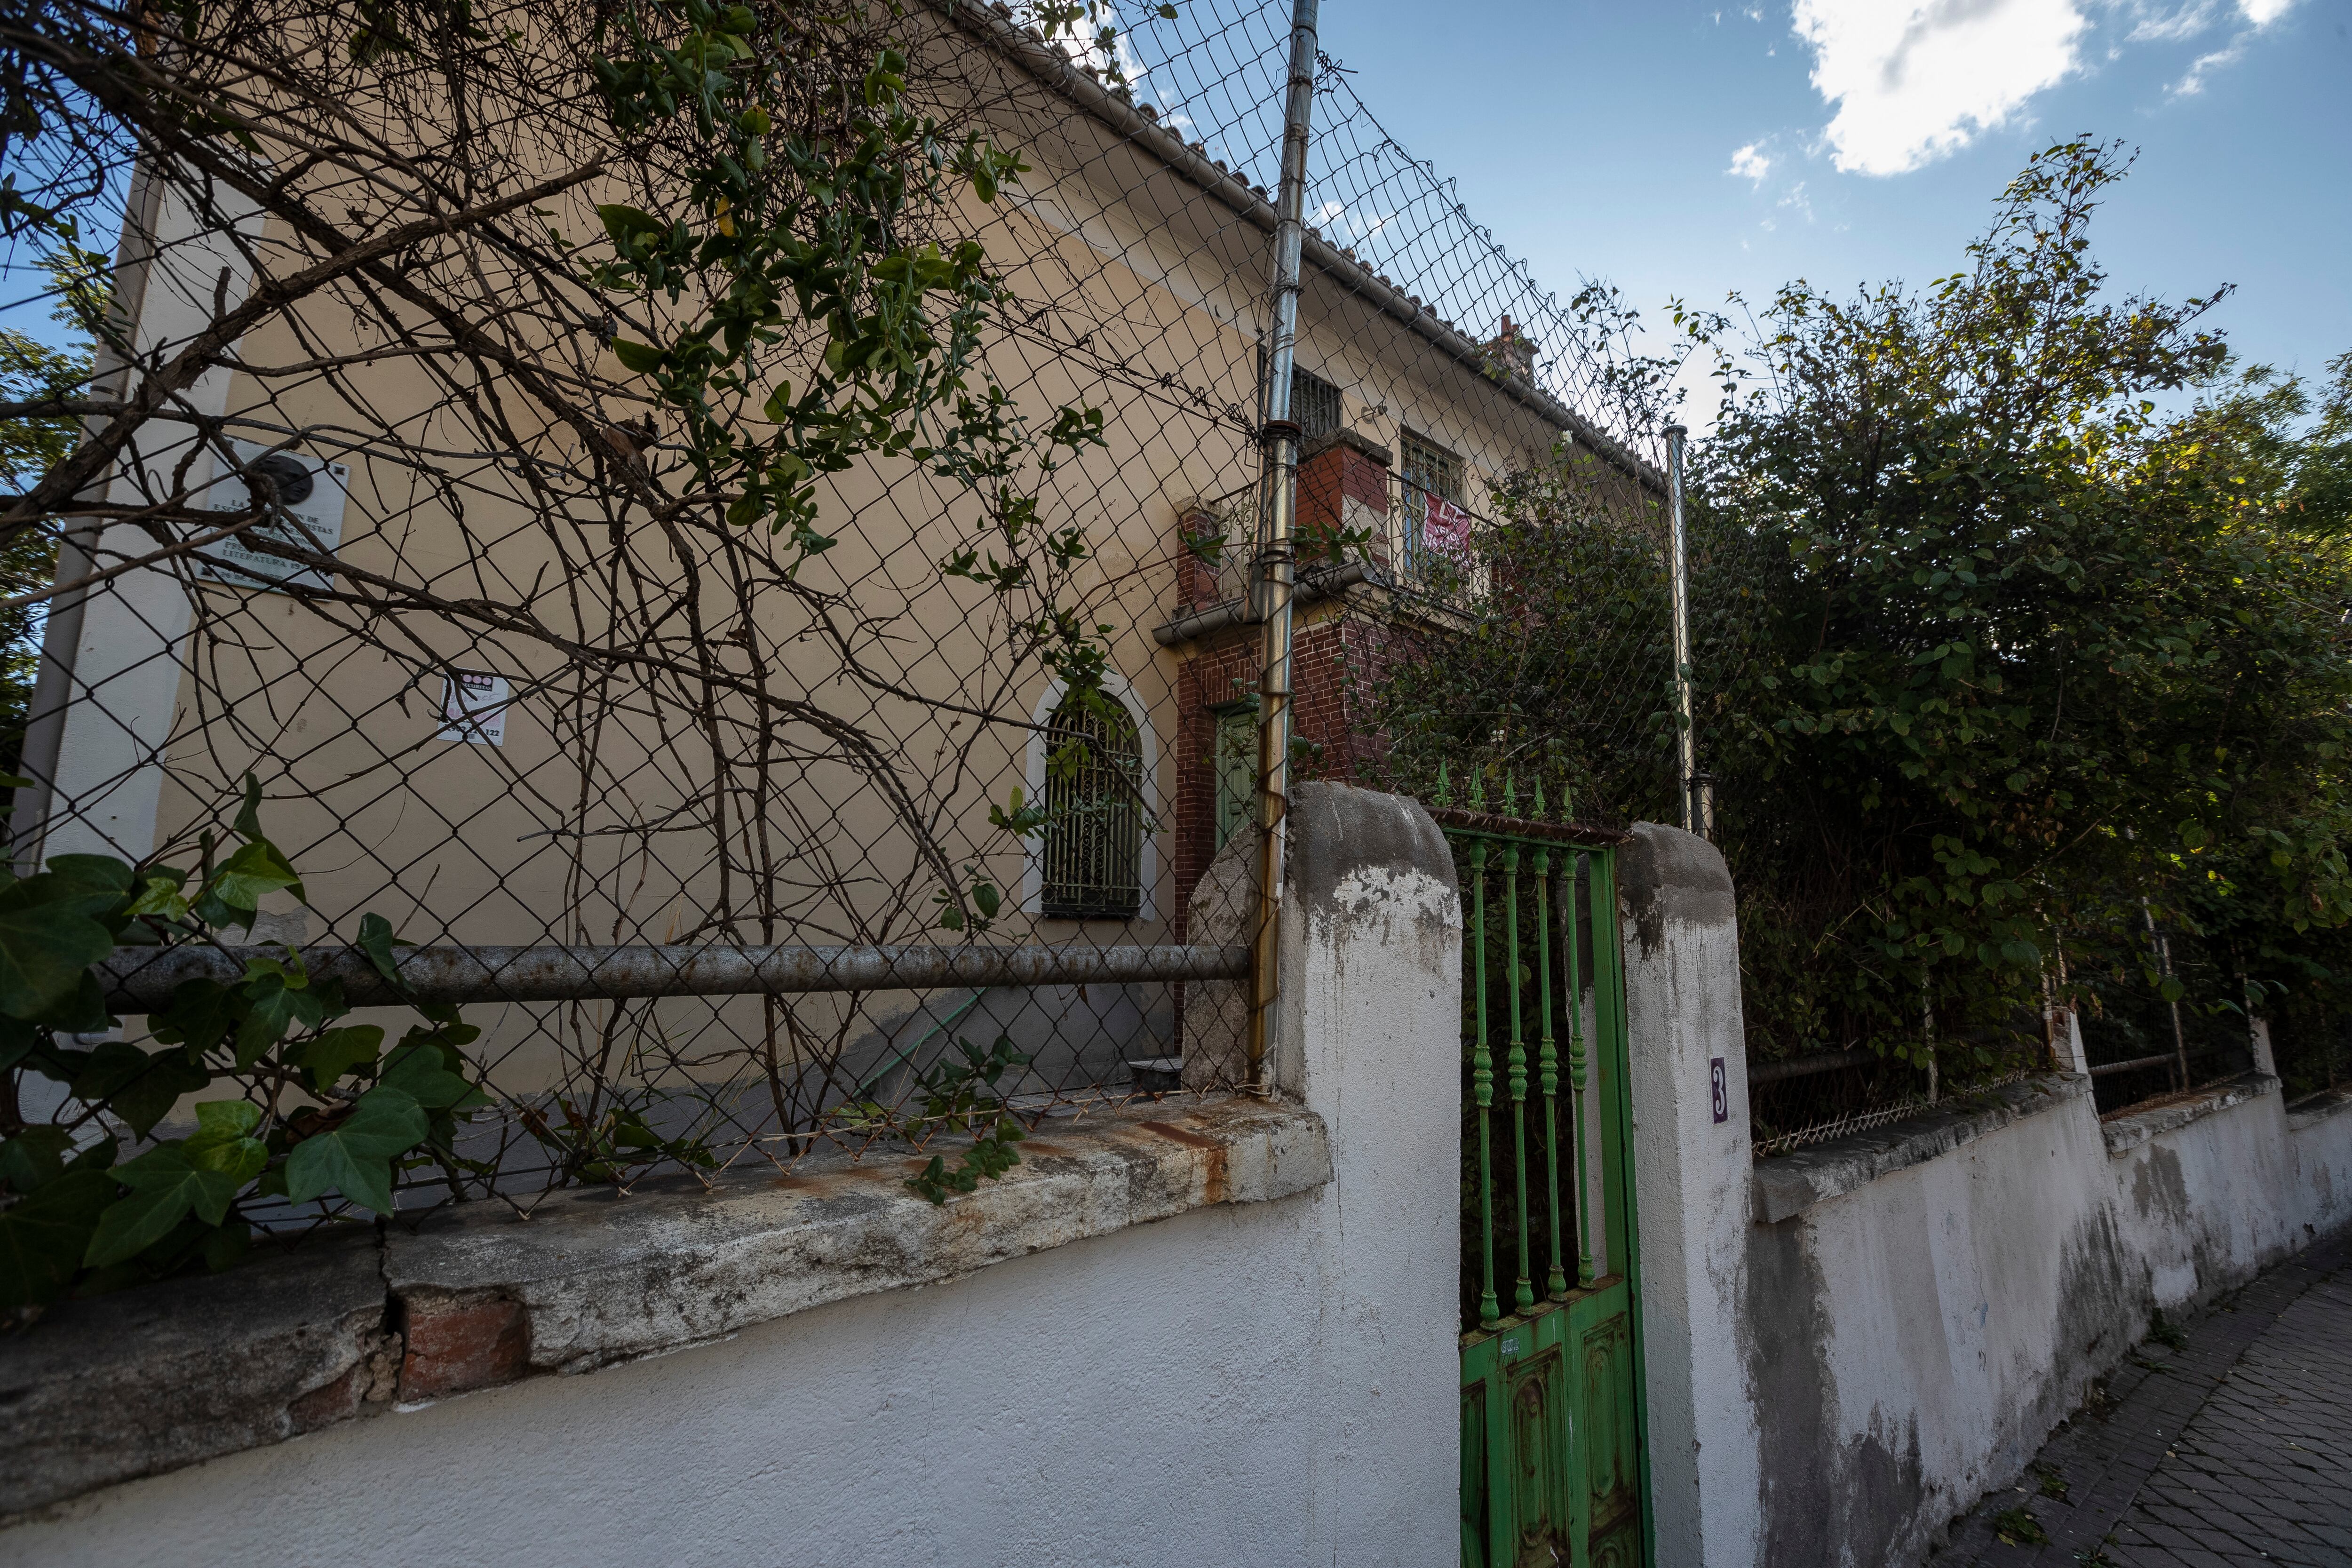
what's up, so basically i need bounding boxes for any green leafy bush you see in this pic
[0,779,486,1314]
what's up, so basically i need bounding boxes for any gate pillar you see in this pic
[1619,824,1763,1568]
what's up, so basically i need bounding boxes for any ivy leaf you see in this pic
[357,913,405,991]
[379,1041,486,1111]
[183,1099,270,1185]
[284,1085,429,1216]
[0,1168,116,1307]
[230,972,304,1068]
[82,1144,243,1267]
[0,872,119,1018]
[286,1024,385,1090]
[72,1040,211,1139]
[207,838,304,916]
[0,1127,72,1195]
[232,772,265,840]
[44,854,135,901]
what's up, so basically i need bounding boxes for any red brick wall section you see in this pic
[1172,639,1260,942]
[1297,437,1393,565]
[1175,503,1225,611]
[1171,613,1412,940]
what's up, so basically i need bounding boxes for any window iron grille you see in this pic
[1211,699,1259,852]
[1291,365,1343,441]
[1041,695,1145,920]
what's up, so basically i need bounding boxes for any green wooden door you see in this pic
[1439,788,1650,1568]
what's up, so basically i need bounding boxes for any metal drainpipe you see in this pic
[10,161,168,871]
[1663,423,1705,837]
[1245,0,1319,1093]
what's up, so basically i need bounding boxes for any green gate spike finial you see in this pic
[1503,774,1518,818]
[1532,778,1546,819]
[1435,758,1451,806]
[1469,767,1487,812]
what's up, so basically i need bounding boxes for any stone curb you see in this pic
[0,1095,1328,1520]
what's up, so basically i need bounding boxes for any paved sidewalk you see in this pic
[1942,1228,2352,1567]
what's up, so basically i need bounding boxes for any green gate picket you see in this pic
[1439,780,1650,1568]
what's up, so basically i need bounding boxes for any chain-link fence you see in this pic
[2,0,1669,1232]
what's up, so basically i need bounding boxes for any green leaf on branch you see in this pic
[595,203,664,244]
[611,338,666,373]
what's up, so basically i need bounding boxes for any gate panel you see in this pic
[1439,787,1649,1568]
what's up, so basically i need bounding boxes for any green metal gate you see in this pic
[1436,781,1650,1568]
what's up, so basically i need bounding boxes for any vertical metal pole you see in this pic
[10,162,166,870]
[1245,0,1318,1089]
[2142,895,2188,1089]
[1663,423,1702,838]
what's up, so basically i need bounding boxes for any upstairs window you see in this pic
[1040,692,1144,920]
[1290,365,1343,441]
[1398,430,1463,506]
[1398,431,1469,576]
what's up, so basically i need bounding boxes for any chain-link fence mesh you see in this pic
[3,0,1673,1222]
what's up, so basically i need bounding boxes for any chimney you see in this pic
[1484,313,1536,383]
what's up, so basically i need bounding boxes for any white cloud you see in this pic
[2162,0,2296,92]
[1792,0,2091,176]
[1727,143,1773,183]
[2171,35,2246,91]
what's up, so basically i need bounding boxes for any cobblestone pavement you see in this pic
[1943,1228,2352,1567]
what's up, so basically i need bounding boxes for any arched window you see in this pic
[1039,691,1144,920]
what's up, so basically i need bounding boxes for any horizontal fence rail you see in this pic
[102,942,1251,1011]
[1748,1046,1876,1087]
[2089,1040,2236,1080]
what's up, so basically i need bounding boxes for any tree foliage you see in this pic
[1375,140,2352,1075]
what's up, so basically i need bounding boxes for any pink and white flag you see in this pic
[1423,493,1472,556]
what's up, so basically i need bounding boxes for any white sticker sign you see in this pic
[195,440,350,594]
[438,670,510,747]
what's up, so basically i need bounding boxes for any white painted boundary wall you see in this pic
[1620,822,2352,1568]
[5,784,1463,1568]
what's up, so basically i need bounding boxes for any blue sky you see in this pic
[1316,0,2352,421]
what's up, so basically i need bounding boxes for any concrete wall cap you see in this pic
[1302,427,1392,469]
[2101,1070,2278,1157]
[0,1096,1328,1520]
[1286,781,1454,914]
[1617,821,1735,954]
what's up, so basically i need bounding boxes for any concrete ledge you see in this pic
[1751,1074,2090,1225]
[2286,1085,2352,1133]
[0,1095,1327,1518]
[2101,1071,2278,1157]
